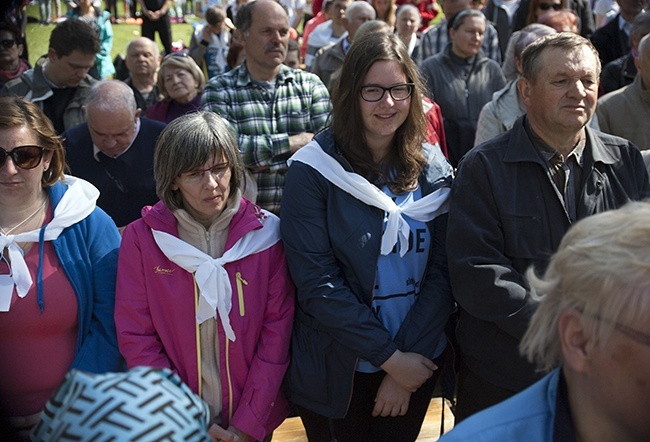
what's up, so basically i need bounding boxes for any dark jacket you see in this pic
[599,53,636,96]
[280,128,454,418]
[447,116,650,392]
[590,14,630,66]
[420,44,506,167]
[63,118,166,227]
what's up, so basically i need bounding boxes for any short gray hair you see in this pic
[157,54,205,101]
[396,4,420,22]
[346,1,376,20]
[154,112,244,211]
[86,80,137,117]
[125,36,159,59]
[521,32,601,84]
[521,201,650,372]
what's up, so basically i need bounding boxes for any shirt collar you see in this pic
[553,369,578,442]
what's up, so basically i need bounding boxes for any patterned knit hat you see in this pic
[31,366,212,441]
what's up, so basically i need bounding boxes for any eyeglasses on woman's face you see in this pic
[178,162,231,184]
[360,83,414,102]
[0,145,44,170]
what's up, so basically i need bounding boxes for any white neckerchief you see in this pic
[0,176,99,302]
[288,141,450,257]
[151,211,280,341]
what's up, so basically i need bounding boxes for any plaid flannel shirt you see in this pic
[202,63,331,214]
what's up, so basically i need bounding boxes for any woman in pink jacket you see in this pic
[114,112,295,442]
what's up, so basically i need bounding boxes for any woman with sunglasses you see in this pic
[0,96,123,439]
[525,0,565,26]
[114,112,294,442]
[0,22,30,88]
[145,52,205,124]
[280,32,453,442]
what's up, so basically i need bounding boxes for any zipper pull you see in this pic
[236,272,248,316]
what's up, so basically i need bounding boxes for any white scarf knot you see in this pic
[151,210,280,341]
[0,176,99,310]
[288,141,451,257]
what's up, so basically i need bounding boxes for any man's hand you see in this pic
[289,132,315,153]
[380,350,437,392]
[372,374,412,417]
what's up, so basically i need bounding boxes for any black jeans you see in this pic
[297,362,441,442]
[141,13,172,55]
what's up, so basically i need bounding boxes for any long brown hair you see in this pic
[330,32,427,193]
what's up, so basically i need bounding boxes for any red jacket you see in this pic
[115,199,294,441]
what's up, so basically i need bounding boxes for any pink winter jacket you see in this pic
[114,198,294,441]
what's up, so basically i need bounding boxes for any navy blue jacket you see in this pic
[280,128,454,418]
[63,118,166,227]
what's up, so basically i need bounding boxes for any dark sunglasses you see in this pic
[539,3,562,10]
[0,39,17,50]
[0,145,44,169]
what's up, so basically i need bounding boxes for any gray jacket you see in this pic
[0,57,95,132]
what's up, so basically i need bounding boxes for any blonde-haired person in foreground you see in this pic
[442,201,650,441]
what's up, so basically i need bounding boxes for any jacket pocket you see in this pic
[501,214,542,259]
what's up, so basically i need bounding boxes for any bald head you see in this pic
[345,1,377,41]
[637,34,650,89]
[86,81,141,157]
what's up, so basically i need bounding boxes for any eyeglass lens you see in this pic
[0,146,44,169]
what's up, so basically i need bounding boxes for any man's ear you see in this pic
[47,47,58,62]
[135,108,142,120]
[17,42,24,57]
[517,76,532,108]
[235,29,246,47]
[558,308,592,374]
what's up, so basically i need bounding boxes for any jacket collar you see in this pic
[503,116,620,166]
[141,197,266,251]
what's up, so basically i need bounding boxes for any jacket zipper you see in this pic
[236,272,247,316]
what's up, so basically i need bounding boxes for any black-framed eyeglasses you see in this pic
[0,145,44,169]
[360,83,414,102]
[0,39,17,50]
[539,3,562,11]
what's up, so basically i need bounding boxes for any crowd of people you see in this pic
[1,0,650,441]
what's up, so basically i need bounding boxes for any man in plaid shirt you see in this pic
[202,0,331,214]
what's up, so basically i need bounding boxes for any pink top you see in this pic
[0,206,78,416]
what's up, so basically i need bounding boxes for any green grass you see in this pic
[24,4,196,69]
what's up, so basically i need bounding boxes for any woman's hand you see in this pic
[208,424,252,442]
[380,350,437,392]
[208,424,238,442]
[372,374,412,417]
